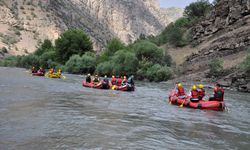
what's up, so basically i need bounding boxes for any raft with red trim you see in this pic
[169,90,225,111]
[112,84,135,91]
[82,81,110,89]
[32,72,45,76]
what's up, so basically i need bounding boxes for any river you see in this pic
[0,67,249,150]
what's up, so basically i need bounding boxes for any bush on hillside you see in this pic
[20,54,40,68]
[136,60,154,80]
[208,58,223,77]
[55,29,93,64]
[39,51,57,68]
[133,40,164,64]
[184,0,212,21]
[240,55,250,73]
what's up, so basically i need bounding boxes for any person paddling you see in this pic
[209,83,224,101]
[93,75,100,84]
[116,76,122,86]
[190,85,199,102]
[86,74,91,83]
[31,67,37,73]
[176,83,186,99]
[122,76,127,85]
[197,84,205,100]
[111,75,116,85]
[102,75,110,89]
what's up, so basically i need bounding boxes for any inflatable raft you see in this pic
[32,71,45,76]
[112,84,135,91]
[46,73,61,79]
[82,81,110,89]
[169,90,225,111]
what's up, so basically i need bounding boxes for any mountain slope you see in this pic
[0,0,183,56]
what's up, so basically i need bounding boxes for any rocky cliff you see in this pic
[181,0,250,92]
[0,0,183,56]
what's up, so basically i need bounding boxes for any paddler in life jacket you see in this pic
[116,76,122,86]
[102,75,110,89]
[31,66,37,73]
[38,67,45,74]
[176,83,186,99]
[57,69,62,76]
[111,75,116,85]
[127,75,135,86]
[86,73,91,83]
[122,76,127,85]
[93,75,100,84]
[190,85,199,102]
[49,68,54,74]
[197,84,205,100]
[209,83,224,101]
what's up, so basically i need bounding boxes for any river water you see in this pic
[0,67,249,150]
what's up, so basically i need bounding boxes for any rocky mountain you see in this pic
[0,0,183,57]
[181,0,250,92]
[161,7,184,23]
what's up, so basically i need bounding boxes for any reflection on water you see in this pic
[0,67,250,150]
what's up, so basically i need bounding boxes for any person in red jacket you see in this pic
[116,76,122,86]
[209,83,224,101]
[176,83,186,99]
[122,76,127,85]
[197,84,205,100]
[111,75,116,85]
[190,85,199,102]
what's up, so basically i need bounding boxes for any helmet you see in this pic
[198,84,204,89]
[87,73,91,76]
[32,67,35,69]
[95,75,98,77]
[124,76,127,79]
[192,85,197,91]
[40,67,43,70]
[58,69,62,72]
[112,75,115,78]
[177,83,182,88]
[104,75,107,78]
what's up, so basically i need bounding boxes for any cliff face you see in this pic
[0,0,182,56]
[47,0,170,51]
[181,0,250,92]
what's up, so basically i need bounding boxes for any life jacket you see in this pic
[122,78,127,84]
[177,87,185,96]
[86,76,91,83]
[111,78,116,85]
[93,77,99,83]
[191,90,199,99]
[198,89,205,98]
[117,78,122,86]
[214,87,224,101]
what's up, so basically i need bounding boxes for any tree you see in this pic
[133,40,164,64]
[184,0,212,20]
[105,38,126,56]
[34,39,54,56]
[55,29,93,64]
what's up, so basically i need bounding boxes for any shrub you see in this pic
[55,29,93,64]
[146,64,172,82]
[111,50,138,76]
[184,0,212,21]
[136,60,154,80]
[20,54,40,68]
[80,52,96,74]
[34,39,54,56]
[96,61,113,76]
[133,40,164,64]
[105,38,126,56]
[64,55,83,74]
[208,58,223,77]
[0,56,18,67]
[240,55,250,73]
[39,51,57,68]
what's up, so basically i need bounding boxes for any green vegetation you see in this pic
[207,58,223,77]
[0,28,174,82]
[55,29,93,63]
[184,0,212,22]
[240,55,250,73]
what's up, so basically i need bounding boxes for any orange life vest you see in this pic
[177,87,186,96]
[191,90,199,99]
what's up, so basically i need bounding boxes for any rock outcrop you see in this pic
[182,0,250,92]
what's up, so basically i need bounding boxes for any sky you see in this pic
[160,0,213,8]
